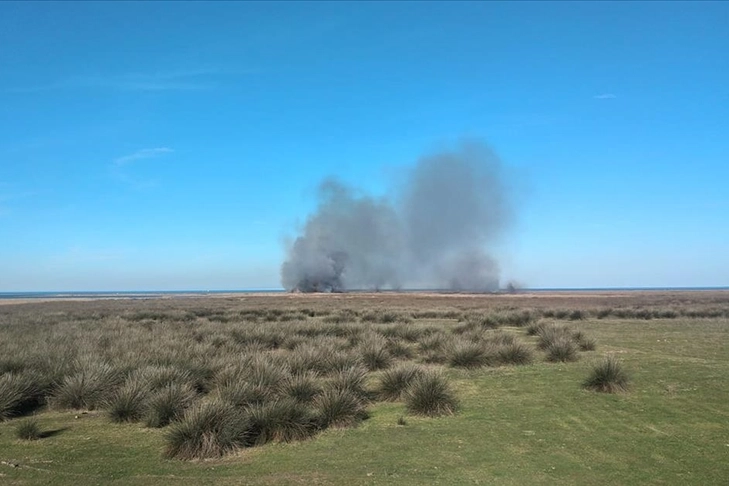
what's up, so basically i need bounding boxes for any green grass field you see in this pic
[1,293,728,485]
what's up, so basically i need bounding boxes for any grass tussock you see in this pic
[545,338,579,363]
[134,365,194,391]
[536,324,573,350]
[51,361,123,411]
[378,364,425,401]
[583,355,630,393]
[405,370,459,417]
[164,399,248,460]
[495,310,536,327]
[361,310,407,324]
[534,322,594,362]
[385,339,416,359]
[282,373,323,404]
[145,384,197,428]
[485,331,517,347]
[418,332,451,353]
[497,342,534,365]
[379,323,423,342]
[0,295,650,461]
[526,320,548,336]
[573,330,597,351]
[447,340,494,368]
[106,378,150,423]
[14,417,42,440]
[314,388,369,428]
[245,398,318,445]
[0,372,46,421]
[358,337,393,371]
[327,366,369,400]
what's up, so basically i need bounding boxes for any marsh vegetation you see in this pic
[0,291,727,484]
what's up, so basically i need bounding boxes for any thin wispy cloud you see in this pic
[111,147,173,188]
[114,147,174,166]
[8,68,235,93]
[594,93,617,100]
[71,70,217,91]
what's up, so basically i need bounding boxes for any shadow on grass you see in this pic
[39,427,69,439]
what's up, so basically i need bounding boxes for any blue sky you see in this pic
[1,1,727,291]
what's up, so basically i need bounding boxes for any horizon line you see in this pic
[1,286,728,296]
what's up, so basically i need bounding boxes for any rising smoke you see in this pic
[281,141,512,292]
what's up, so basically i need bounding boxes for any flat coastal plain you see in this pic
[0,290,727,485]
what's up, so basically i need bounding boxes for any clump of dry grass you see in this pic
[145,383,198,428]
[358,336,393,371]
[0,295,641,460]
[378,364,425,401]
[545,338,579,363]
[497,342,534,365]
[106,377,150,423]
[447,340,494,368]
[51,361,124,411]
[164,399,248,460]
[572,330,597,351]
[282,372,323,404]
[583,355,630,393]
[15,417,42,440]
[405,370,459,417]
[244,398,319,445]
[314,388,369,428]
[533,322,596,362]
[0,371,46,421]
[327,366,370,400]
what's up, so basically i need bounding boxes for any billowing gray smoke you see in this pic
[281,141,512,292]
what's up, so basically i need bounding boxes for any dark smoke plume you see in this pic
[281,141,512,292]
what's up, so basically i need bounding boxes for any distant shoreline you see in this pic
[1,286,728,301]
